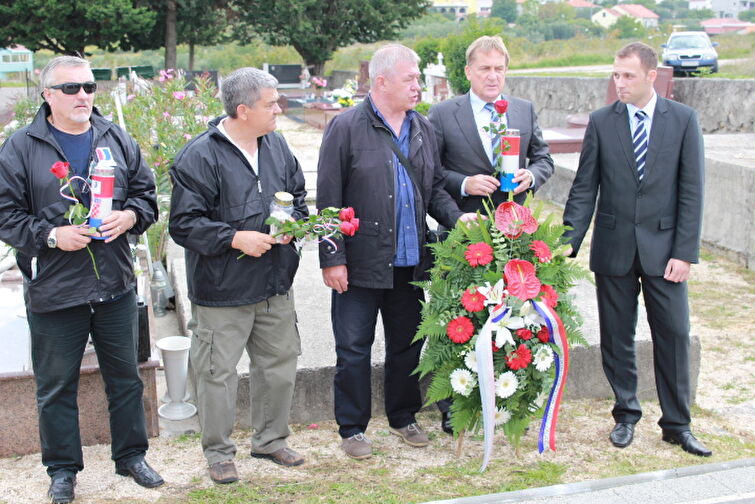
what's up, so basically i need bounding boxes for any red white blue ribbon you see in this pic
[58,175,93,224]
[532,300,569,453]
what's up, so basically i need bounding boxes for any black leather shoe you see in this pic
[662,430,712,457]
[115,460,164,488]
[441,411,453,434]
[48,474,76,504]
[609,422,635,448]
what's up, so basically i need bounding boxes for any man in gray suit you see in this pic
[563,42,710,457]
[428,35,554,433]
[429,35,553,210]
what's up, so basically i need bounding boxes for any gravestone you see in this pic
[264,63,303,89]
[357,60,370,95]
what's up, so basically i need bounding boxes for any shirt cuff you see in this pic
[461,176,469,197]
[525,169,535,190]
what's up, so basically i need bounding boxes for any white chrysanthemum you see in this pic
[533,345,554,372]
[464,351,478,373]
[494,407,512,426]
[495,371,519,399]
[450,368,476,397]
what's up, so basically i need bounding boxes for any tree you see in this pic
[491,0,518,23]
[230,0,431,76]
[441,16,505,94]
[0,0,156,56]
[414,37,442,72]
[613,16,646,38]
[740,9,755,21]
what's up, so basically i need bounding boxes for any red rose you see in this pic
[516,328,533,340]
[494,201,538,238]
[339,207,355,222]
[447,316,474,344]
[349,217,360,233]
[506,343,532,370]
[340,220,357,236]
[537,326,550,343]
[464,242,494,267]
[530,240,552,263]
[50,161,70,179]
[461,288,485,312]
[539,283,559,308]
[494,99,508,115]
[504,259,541,301]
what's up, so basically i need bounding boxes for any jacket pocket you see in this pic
[595,212,615,229]
[193,327,216,375]
[659,216,676,230]
[354,219,380,237]
[221,199,264,230]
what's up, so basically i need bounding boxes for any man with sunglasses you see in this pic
[0,56,162,503]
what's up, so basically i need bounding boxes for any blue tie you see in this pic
[633,110,648,180]
[484,103,501,168]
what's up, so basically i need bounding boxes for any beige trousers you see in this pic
[188,292,300,465]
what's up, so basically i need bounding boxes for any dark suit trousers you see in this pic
[331,267,424,438]
[595,254,692,433]
[27,291,148,477]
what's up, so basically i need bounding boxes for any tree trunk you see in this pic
[165,0,178,70]
[189,42,195,71]
[310,62,326,79]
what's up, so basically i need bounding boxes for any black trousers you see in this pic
[27,291,148,477]
[331,267,424,438]
[595,254,692,433]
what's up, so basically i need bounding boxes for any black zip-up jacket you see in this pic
[0,104,158,313]
[316,97,464,289]
[168,117,308,307]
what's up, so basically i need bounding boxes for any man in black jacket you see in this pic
[0,56,162,503]
[317,44,476,459]
[169,67,308,483]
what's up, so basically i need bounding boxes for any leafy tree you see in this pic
[414,37,442,72]
[441,15,505,94]
[0,0,156,56]
[540,2,577,21]
[740,9,755,21]
[399,12,461,38]
[613,16,646,38]
[491,0,518,23]
[230,0,431,76]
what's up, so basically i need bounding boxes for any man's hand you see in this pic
[458,212,480,224]
[664,258,691,283]
[512,169,534,195]
[464,174,500,196]
[56,225,94,251]
[99,209,137,243]
[232,231,277,258]
[322,265,348,294]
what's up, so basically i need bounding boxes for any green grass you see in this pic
[0,81,26,88]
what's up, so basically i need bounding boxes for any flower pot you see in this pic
[156,336,196,420]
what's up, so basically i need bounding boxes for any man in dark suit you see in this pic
[428,35,554,433]
[563,42,710,457]
[428,35,553,210]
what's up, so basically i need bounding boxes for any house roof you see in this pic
[615,4,659,19]
[5,45,31,53]
[568,0,598,8]
[701,18,751,27]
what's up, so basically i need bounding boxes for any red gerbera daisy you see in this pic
[506,344,533,370]
[447,316,474,344]
[461,288,486,312]
[539,284,559,308]
[530,240,552,263]
[464,242,494,267]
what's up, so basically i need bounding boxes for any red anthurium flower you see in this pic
[447,316,474,344]
[50,161,70,179]
[464,242,494,267]
[506,344,532,370]
[461,288,486,312]
[340,220,357,236]
[540,283,559,308]
[504,259,541,301]
[339,207,355,222]
[537,326,550,343]
[494,202,538,238]
[494,99,508,115]
[530,240,552,263]
[516,328,533,340]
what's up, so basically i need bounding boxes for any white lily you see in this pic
[477,279,505,306]
[519,301,545,326]
[491,308,525,348]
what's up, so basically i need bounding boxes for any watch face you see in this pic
[47,235,56,248]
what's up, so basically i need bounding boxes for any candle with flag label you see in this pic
[89,147,116,240]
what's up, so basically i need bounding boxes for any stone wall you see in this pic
[505,76,755,134]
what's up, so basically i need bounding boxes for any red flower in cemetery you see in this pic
[494,99,509,115]
[447,316,475,344]
[539,283,559,308]
[495,202,538,239]
[339,207,355,222]
[465,242,494,267]
[506,344,532,370]
[50,161,70,179]
[461,288,486,312]
[504,259,541,301]
[340,219,359,236]
[516,328,533,340]
[537,326,550,343]
[530,240,552,263]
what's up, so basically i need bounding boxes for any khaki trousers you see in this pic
[188,292,300,465]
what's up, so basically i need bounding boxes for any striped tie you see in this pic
[633,110,648,180]
[484,103,501,168]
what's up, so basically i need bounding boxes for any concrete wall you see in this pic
[505,76,755,134]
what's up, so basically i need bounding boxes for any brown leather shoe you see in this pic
[251,447,305,467]
[209,460,239,484]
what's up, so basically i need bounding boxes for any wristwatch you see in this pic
[47,227,57,249]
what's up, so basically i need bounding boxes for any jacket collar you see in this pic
[28,102,111,142]
[611,97,669,185]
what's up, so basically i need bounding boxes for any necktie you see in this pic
[484,103,501,168]
[633,110,648,180]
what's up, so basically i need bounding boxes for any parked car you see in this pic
[661,32,719,76]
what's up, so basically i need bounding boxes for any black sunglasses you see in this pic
[49,81,97,95]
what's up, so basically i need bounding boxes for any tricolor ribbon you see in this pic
[58,175,93,224]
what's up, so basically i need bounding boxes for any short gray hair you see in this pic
[368,44,420,84]
[220,67,278,118]
[40,55,91,88]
